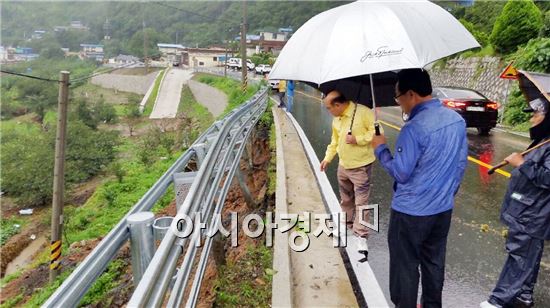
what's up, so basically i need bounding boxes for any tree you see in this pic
[514,38,550,73]
[128,28,170,58]
[125,100,142,137]
[490,0,543,54]
[540,11,550,38]
[95,97,118,124]
[74,97,100,129]
[0,120,119,206]
[463,1,505,34]
[459,19,488,47]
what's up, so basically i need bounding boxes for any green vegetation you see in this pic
[503,85,531,128]
[0,217,25,245]
[512,38,550,73]
[214,244,273,307]
[0,294,24,308]
[79,259,127,306]
[250,52,276,66]
[1,119,119,206]
[22,270,72,308]
[143,69,166,116]
[195,74,260,118]
[1,58,97,121]
[490,0,543,54]
[1,2,344,56]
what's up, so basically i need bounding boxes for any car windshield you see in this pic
[435,88,485,100]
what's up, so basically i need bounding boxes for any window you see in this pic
[199,61,204,66]
[272,33,277,40]
[213,57,217,61]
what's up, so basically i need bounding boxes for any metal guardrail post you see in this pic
[127,212,155,285]
[173,172,197,211]
[152,217,174,244]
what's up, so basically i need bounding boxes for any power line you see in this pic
[70,61,145,84]
[0,69,61,83]
[152,2,238,27]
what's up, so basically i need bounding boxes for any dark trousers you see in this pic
[388,209,452,308]
[490,228,545,306]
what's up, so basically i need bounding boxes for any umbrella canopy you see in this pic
[270,0,479,99]
[518,70,550,104]
[303,71,398,108]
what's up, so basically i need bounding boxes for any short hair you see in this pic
[326,90,347,105]
[397,69,432,97]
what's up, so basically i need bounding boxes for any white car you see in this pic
[255,64,272,74]
[226,58,255,70]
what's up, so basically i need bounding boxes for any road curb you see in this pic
[271,105,293,308]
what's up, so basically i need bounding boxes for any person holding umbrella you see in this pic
[320,89,379,247]
[481,97,550,308]
[372,69,468,308]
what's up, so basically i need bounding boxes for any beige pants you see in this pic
[337,163,372,238]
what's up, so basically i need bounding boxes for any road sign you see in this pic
[500,63,518,80]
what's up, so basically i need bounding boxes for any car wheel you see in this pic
[477,127,491,136]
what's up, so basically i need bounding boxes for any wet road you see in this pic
[290,85,550,307]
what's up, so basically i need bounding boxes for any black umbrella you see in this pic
[304,72,399,109]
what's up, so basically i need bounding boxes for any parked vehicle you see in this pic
[255,64,272,74]
[433,87,499,135]
[226,58,240,70]
[226,58,255,70]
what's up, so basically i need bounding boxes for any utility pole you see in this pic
[241,0,247,92]
[142,3,149,74]
[49,71,70,283]
[224,39,228,77]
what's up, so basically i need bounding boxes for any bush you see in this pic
[490,0,543,54]
[513,38,550,73]
[0,120,119,206]
[503,86,530,126]
[540,11,550,38]
[460,19,489,47]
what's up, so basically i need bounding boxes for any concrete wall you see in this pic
[429,56,513,105]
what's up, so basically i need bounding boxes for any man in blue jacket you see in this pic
[372,69,468,308]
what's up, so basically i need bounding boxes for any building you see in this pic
[157,43,185,56]
[80,44,104,62]
[259,31,288,42]
[181,47,227,67]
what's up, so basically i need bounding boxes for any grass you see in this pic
[143,69,167,116]
[0,294,23,308]
[0,216,25,245]
[78,259,127,306]
[193,73,260,118]
[178,84,214,132]
[22,270,72,308]
[0,269,24,288]
[460,45,496,59]
[72,83,139,106]
[214,244,273,307]
[511,121,531,133]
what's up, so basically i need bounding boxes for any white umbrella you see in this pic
[270,0,479,84]
[269,0,480,123]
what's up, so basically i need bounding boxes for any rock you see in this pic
[19,209,33,215]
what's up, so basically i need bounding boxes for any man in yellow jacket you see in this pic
[320,90,378,240]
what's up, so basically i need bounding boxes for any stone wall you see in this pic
[429,56,513,105]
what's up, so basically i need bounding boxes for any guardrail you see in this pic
[43,87,269,307]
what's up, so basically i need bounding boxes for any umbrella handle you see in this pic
[375,123,381,136]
